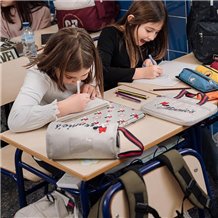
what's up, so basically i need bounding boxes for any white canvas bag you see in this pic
[14,192,76,218]
[46,122,144,160]
[141,90,217,126]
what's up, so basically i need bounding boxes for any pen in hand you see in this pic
[77,80,81,94]
[148,54,157,65]
[142,54,157,67]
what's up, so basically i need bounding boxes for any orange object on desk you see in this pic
[197,91,218,101]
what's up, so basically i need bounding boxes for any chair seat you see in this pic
[0,145,51,182]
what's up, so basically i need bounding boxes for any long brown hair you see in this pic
[113,1,168,67]
[1,1,49,30]
[27,27,104,95]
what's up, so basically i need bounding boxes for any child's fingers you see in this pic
[144,59,153,67]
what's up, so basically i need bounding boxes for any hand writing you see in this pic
[82,84,101,99]
[144,65,163,78]
[57,93,90,117]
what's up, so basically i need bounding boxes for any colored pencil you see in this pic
[115,92,141,103]
[117,89,147,100]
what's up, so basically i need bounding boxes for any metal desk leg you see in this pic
[80,181,90,218]
[15,148,27,208]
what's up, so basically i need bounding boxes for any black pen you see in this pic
[152,87,192,91]
[115,92,141,103]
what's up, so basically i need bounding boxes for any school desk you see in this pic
[0,81,188,217]
[0,53,212,217]
[1,51,199,181]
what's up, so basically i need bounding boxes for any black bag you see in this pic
[187,0,218,64]
[200,125,218,181]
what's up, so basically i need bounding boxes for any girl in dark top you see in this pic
[97,1,168,90]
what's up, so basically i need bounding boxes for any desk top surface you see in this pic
[1,83,186,180]
[0,41,206,181]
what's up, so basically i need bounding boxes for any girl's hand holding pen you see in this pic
[144,65,163,78]
[135,56,163,79]
[134,65,163,79]
[82,84,101,99]
[142,58,157,67]
[57,93,90,117]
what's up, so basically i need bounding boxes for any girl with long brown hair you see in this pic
[97,1,168,90]
[8,27,104,132]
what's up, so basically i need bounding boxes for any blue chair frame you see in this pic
[14,148,113,218]
[101,148,212,218]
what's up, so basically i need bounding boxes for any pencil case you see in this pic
[46,122,144,160]
[195,65,218,83]
[176,68,218,93]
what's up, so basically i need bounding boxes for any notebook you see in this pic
[57,98,110,122]
[58,98,145,127]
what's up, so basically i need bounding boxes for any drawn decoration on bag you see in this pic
[156,101,196,113]
[54,121,109,135]
[98,126,107,133]
[131,113,139,119]
[63,14,84,28]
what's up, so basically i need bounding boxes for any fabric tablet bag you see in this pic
[177,68,218,93]
[141,90,217,126]
[46,122,144,160]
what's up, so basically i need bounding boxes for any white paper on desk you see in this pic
[133,61,199,87]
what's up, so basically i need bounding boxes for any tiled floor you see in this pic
[1,171,218,218]
[1,174,46,218]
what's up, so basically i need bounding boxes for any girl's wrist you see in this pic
[57,99,71,117]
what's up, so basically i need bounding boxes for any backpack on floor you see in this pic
[187,0,218,64]
[88,169,161,218]
[88,149,214,218]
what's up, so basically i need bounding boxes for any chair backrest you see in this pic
[101,149,210,218]
[0,57,29,106]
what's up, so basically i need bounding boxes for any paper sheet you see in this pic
[133,61,199,87]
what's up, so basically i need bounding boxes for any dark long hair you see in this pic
[113,1,168,67]
[1,1,49,30]
[27,27,104,95]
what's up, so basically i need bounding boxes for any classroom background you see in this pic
[117,0,191,60]
[47,0,191,61]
